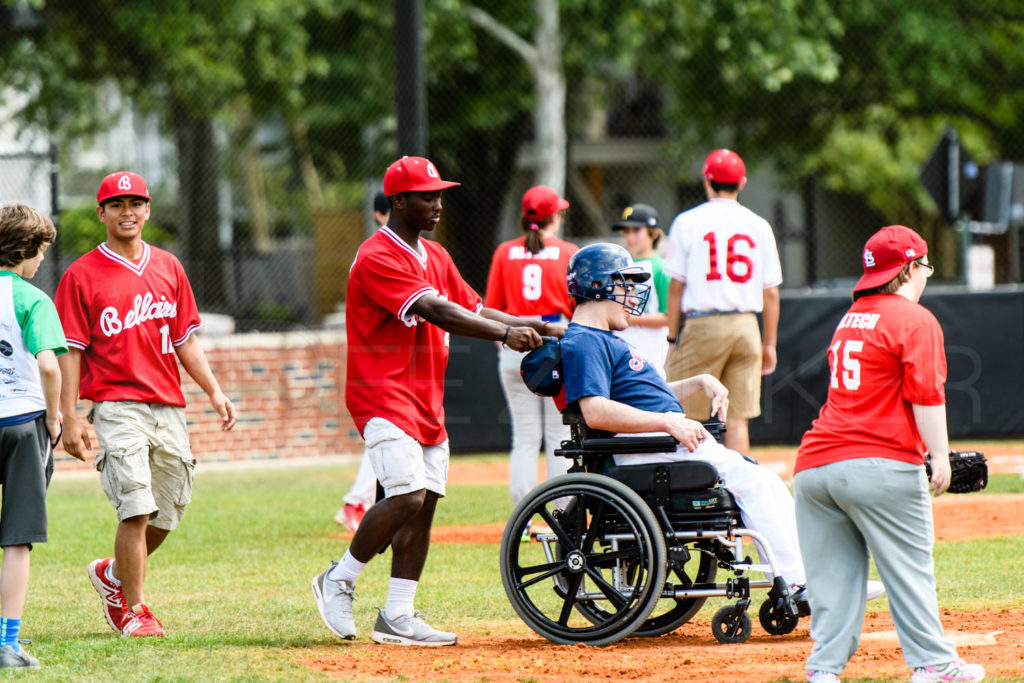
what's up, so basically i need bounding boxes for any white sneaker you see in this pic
[807,671,840,683]
[866,580,886,601]
[370,609,457,646]
[911,658,984,682]
[311,562,357,640]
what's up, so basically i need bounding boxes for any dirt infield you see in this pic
[303,456,1024,682]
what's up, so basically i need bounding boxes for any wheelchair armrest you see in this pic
[579,435,679,455]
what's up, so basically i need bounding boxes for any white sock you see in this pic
[385,577,418,620]
[105,562,121,587]
[327,550,366,584]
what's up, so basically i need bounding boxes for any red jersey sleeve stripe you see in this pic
[173,323,201,346]
[66,337,88,350]
[398,287,437,322]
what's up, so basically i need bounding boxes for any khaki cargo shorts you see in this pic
[666,313,762,420]
[90,401,196,530]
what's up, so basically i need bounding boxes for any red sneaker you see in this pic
[120,603,166,638]
[335,503,366,533]
[88,558,127,632]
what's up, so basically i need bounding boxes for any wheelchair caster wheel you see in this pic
[758,598,799,636]
[711,605,752,644]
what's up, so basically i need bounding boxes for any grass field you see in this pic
[19,456,1024,681]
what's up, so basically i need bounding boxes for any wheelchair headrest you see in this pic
[520,337,563,396]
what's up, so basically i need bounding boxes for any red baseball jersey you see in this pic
[54,243,201,406]
[484,236,577,318]
[795,294,946,473]
[345,228,482,445]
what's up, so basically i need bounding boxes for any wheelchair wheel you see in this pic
[632,546,717,637]
[711,605,752,644]
[500,474,666,646]
[758,597,799,636]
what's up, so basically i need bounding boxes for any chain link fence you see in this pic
[1,2,1021,332]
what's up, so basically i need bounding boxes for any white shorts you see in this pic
[363,418,449,498]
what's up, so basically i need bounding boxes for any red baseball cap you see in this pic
[853,225,929,293]
[702,149,746,184]
[97,171,151,205]
[521,185,569,221]
[383,156,460,196]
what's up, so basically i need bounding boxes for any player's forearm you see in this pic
[478,307,549,334]
[666,279,684,340]
[762,286,780,347]
[668,376,705,404]
[912,403,949,457]
[629,313,669,329]
[579,396,673,435]
[176,335,225,399]
[57,349,83,419]
[37,350,62,419]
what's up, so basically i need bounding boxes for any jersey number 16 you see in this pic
[704,232,755,283]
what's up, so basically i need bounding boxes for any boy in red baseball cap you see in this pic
[55,171,237,638]
[312,157,562,646]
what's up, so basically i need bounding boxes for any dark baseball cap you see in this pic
[612,203,659,230]
[373,191,390,214]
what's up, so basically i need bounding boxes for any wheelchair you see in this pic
[499,403,805,646]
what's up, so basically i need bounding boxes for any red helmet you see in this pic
[702,149,745,184]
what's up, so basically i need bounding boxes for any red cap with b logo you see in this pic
[383,157,460,196]
[97,171,151,205]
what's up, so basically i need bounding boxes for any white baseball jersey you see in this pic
[664,198,782,313]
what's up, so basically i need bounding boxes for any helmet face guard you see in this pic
[605,269,651,315]
[567,243,652,316]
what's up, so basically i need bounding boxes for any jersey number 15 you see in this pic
[829,339,863,390]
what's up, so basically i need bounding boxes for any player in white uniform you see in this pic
[664,149,782,455]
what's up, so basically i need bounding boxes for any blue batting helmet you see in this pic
[566,243,651,315]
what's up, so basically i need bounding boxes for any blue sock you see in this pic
[0,617,21,651]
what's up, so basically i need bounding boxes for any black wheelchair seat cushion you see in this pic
[607,461,719,492]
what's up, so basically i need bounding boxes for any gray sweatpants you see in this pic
[793,457,958,674]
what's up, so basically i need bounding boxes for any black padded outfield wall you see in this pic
[443,287,1024,452]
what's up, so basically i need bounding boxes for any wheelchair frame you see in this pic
[499,404,804,646]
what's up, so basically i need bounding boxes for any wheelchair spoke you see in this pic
[584,566,629,610]
[584,547,641,568]
[537,506,575,550]
[514,561,570,590]
[580,497,608,552]
[557,573,584,626]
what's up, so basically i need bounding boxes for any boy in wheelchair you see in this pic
[559,243,884,606]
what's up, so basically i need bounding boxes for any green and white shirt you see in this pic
[0,272,67,421]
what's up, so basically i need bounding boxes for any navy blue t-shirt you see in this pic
[561,322,683,414]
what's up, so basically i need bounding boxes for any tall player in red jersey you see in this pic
[485,185,577,517]
[56,172,236,638]
[793,226,984,683]
[311,157,556,647]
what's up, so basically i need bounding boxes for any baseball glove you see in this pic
[925,450,988,493]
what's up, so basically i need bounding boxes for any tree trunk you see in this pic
[532,0,566,194]
[172,103,228,311]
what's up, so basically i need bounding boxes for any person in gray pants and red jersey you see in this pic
[794,225,984,683]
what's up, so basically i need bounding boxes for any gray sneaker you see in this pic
[311,562,357,640]
[0,644,39,669]
[370,609,457,646]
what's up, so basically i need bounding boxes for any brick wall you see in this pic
[55,330,364,470]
